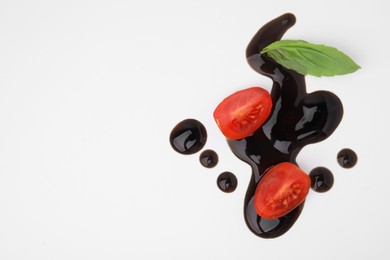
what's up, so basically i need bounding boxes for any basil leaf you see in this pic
[260,40,361,77]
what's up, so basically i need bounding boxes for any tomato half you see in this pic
[254,162,311,219]
[213,87,272,140]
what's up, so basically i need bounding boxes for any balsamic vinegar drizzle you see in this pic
[169,13,358,239]
[217,172,238,193]
[227,13,344,238]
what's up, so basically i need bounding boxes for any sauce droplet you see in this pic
[217,172,237,193]
[309,167,334,192]
[170,119,207,155]
[199,149,219,168]
[337,148,358,168]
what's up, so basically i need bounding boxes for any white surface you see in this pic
[0,0,389,259]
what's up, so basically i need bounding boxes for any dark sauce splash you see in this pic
[226,13,344,238]
[169,13,357,239]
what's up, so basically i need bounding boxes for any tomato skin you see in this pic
[213,87,272,140]
[254,162,311,220]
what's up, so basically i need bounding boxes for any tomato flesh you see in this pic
[213,87,272,140]
[254,162,311,219]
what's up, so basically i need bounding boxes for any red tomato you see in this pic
[213,87,272,140]
[254,162,311,219]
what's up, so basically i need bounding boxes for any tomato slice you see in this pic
[254,162,311,219]
[213,87,272,140]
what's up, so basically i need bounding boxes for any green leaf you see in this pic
[260,40,361,77]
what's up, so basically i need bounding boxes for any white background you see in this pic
[0,0,389,259]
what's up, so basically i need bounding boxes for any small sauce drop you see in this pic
[337,148,358,168]
[217,172,237,193]
[170,119,207,155]
[199,149,219,168]
[309,167,334,192]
